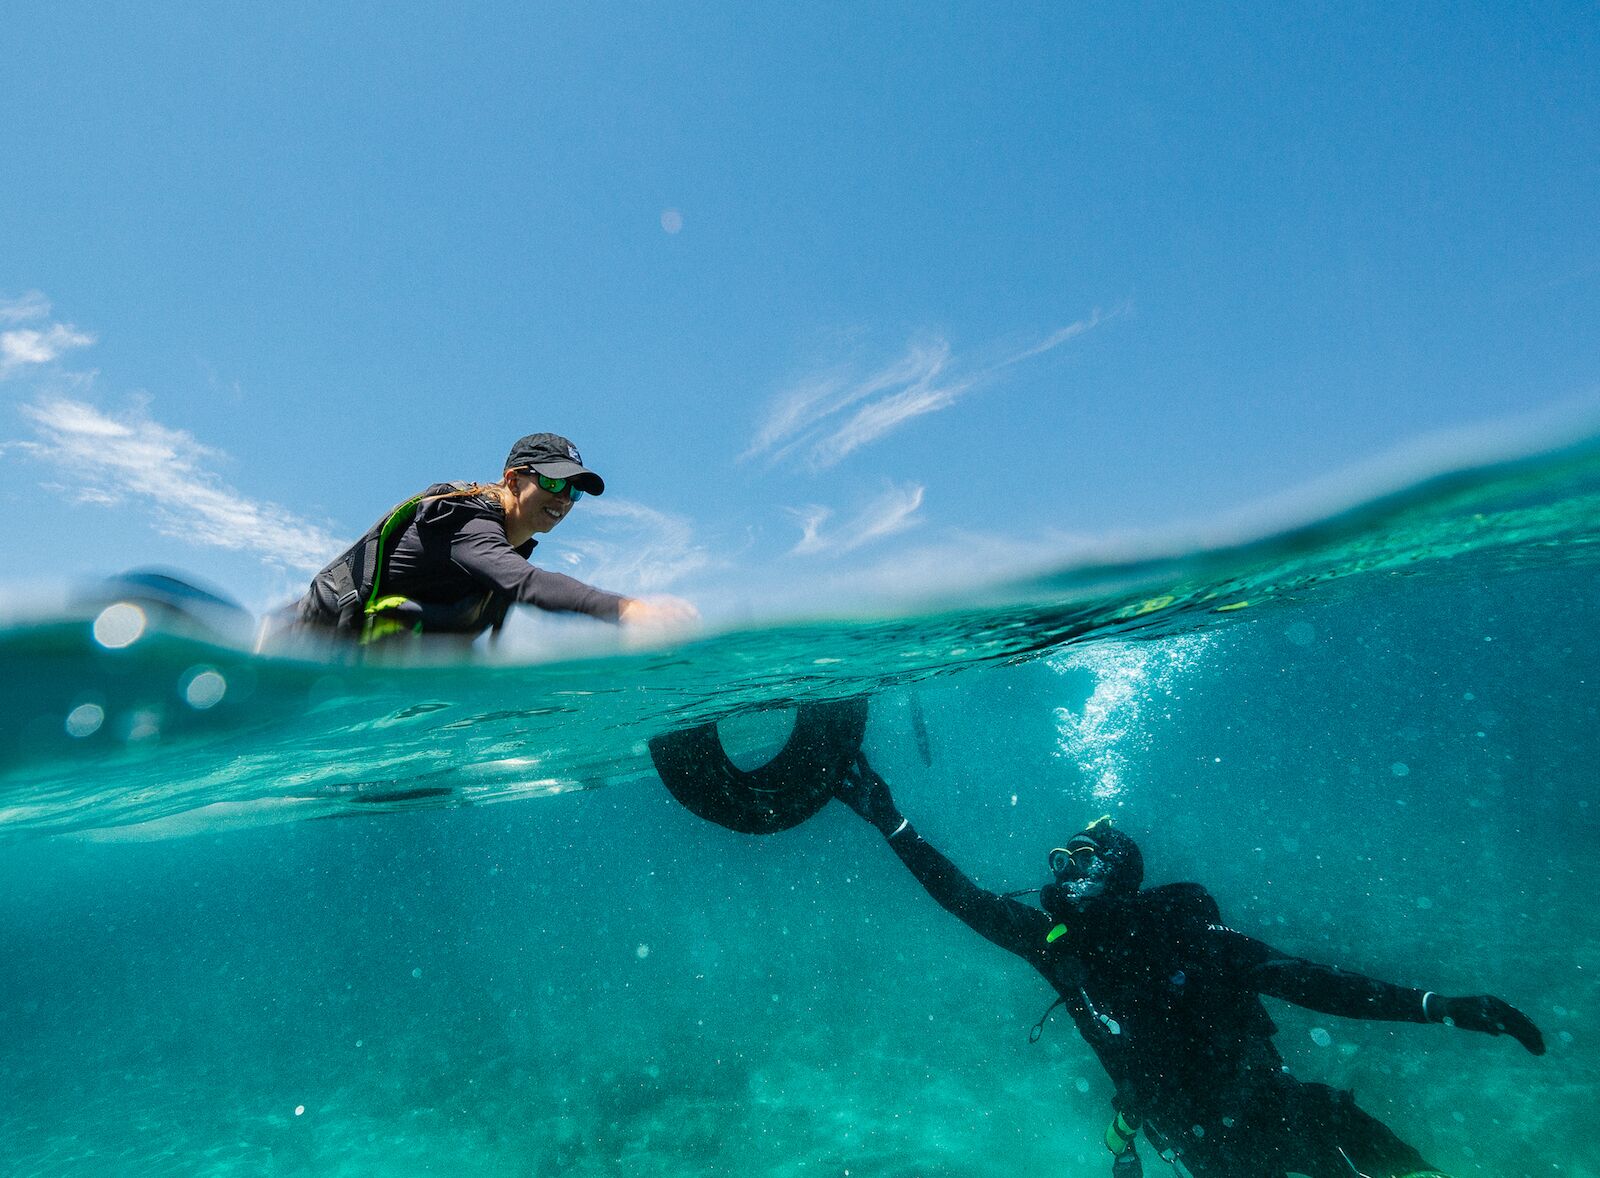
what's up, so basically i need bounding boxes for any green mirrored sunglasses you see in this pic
[529,471,585,501]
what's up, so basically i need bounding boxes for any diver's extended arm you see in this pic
[1212,927,1545,1054]
[835,755,1052,961]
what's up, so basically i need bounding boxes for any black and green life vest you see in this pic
[303,484,504,643]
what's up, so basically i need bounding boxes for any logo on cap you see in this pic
[566,444,580,461]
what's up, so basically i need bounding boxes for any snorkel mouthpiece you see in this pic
[1040,880,1074,920]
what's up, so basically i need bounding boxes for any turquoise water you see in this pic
[2,440,1598,1176]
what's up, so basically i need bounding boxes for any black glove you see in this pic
[1112,1146,1143,1178]
[1427,993,1545,1055]
[835,753,905,838]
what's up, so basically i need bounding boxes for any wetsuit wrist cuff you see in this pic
[886,817,910,840]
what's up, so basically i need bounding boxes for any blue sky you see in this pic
[2,4,1597,622]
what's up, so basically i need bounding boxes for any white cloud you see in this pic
[1,324,96,375]
[17,398,343,572]
[824,371,975,463]
[789,481,925,556]
[745,309,1118,471]
[742,338,953,467]
[0,291,96,374]
[553,496,715,594]
[999,305,1121,366]
[0,291,52,324]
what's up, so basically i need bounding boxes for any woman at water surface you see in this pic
[281,431,696,646]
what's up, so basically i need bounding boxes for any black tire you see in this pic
[648,698,870,834]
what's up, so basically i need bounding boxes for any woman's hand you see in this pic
[619,595,700,626]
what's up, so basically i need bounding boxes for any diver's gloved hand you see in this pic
[1427,993,1546,1055]
[835,753,906,838]
[1111,1145,1143,1178]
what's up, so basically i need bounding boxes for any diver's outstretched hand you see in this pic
[836,753,905,838]
[1428,993,1546,1055]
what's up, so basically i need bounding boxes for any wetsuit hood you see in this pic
[1039,819,1144,918]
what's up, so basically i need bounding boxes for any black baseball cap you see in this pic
[504,433,605,495]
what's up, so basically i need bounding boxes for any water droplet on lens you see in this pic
[93,603,146,649]
[1310,1027,1332,1047]
[182,668,227,709]
[65,703,105,738]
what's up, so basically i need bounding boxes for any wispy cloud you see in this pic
[0,292,95,376]
[998,305,1115,366]
[788,481,925,556]
[0,291,52,324]
[745,308,1120,471]
[16,398,343,572]
[552,497,715,594]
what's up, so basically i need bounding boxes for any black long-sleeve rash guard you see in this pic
[882,823,1433,1113]
[381,485,625,625]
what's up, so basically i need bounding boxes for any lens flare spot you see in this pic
[65,703,105,738]
[93,603,146,649]
[1285,622,1316,647]
[182,668,228,710]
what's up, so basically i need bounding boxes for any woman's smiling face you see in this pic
[503,468,576,544]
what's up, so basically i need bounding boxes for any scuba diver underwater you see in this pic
[831,753,1546,1178]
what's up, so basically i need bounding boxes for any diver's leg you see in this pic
[1286,1085,1447,1178]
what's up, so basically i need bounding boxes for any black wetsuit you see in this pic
[886,827,1443,1178]
[294,484,625,639]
